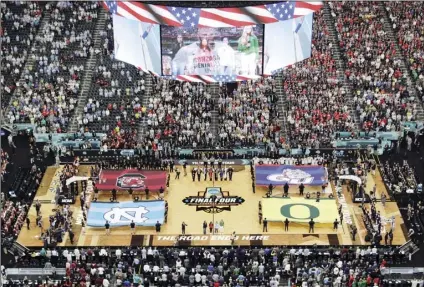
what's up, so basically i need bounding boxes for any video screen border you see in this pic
[160,25,265,77]
[159,25,163,77]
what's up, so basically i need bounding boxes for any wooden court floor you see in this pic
[17,165,407,247]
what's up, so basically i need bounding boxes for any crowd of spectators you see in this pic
[283,10,354,149]
[381,160,419,194]
[5,245,406,287]
[33,161,81,248]
[252,155,326,166]
[55,161,79,203]
[385,1,424,104]
[329,2,418,132]
[1,153,44,246]
[5,1,100,133]
[2,3,424,287]
[1,201,28,241]
[81,13,218,150]
[1,149,9,183]
[80,12,145,147]
[149,78,215,148]
[218,79,281,148]
[1,1,43,109]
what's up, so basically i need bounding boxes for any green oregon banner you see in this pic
[262,197,338,223]
[280,203,320,220]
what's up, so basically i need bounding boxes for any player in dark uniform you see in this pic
[130,220,136,234]
[191,167,196,182]
[196,167,202,182]
[228,166,234,181]
[183,161,187,176]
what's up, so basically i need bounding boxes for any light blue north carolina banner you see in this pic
[87,201,165,227]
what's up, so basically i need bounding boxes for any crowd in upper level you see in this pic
[283,9,353,149]
[218,78,280,148]
[4,1,100,133]
[1,1,42,109]
[386,2,424,104]
[1,1,423,150]
[330,2,418,132]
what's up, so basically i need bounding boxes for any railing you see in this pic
[6,268,66,276]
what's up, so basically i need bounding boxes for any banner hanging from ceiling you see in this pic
[104,1,323,83]
[102,1,323,28]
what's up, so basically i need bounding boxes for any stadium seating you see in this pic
[1,166,42,243]
[329,2,418,132]
[149,78,216,148]
[6,2,101,133]
[80,12,144,140]
[6,245,403,287]
[282,9,354,148]
[1,1,424,286]
[218,78,281,148]
[1,1,43,109]
[385,2,424,105]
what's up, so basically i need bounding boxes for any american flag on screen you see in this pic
[167,7,201,27]
[264,1,322,21]
[103,1,182,26]
[168,74,265,83]
[103,1,323,27]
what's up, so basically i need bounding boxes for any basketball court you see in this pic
[17,164,408,247]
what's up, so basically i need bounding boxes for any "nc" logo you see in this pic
[104,207,149,224]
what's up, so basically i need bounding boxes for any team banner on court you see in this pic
[262,197,337,223]
[97,169,167,191]
[255,165,328,186]
[87,201,165,227]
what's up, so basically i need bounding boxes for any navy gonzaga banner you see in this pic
[255,165,328,186]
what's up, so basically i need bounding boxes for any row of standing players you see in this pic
[166,160,235,181]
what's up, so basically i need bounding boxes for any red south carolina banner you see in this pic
[97,169,167,191]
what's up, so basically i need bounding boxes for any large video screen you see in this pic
[161,26,264,76]
[264,13,313,75]
[113,14,161,75]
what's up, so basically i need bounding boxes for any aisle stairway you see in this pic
[68,9,107,133]
[379,3,424,121]
[208,82,220,140]
[323,3,360,128]
[399,240,420,256]
[138,73,154,139]
[274,73,288,140]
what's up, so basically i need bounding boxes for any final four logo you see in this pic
[182,187,245,213]
[267,168,315,184]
